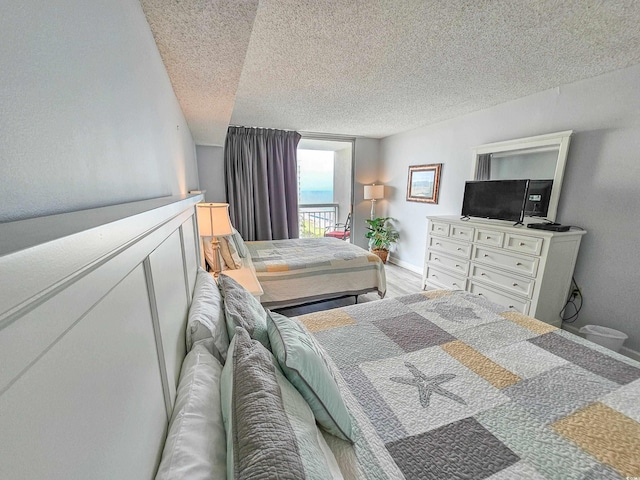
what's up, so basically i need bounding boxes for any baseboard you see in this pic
[562,324,640,362]
[388,257,423,275]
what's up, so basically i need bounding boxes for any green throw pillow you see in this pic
[267,311,354,442]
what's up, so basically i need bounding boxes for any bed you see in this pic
[2,195,638,479]
[298,290,640,479]
[245,236,387,308]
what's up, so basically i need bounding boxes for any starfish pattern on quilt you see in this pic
[390,362,467,409]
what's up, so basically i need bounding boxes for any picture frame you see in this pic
[406,163,442,203]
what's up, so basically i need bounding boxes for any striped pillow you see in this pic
[220,328,343,479]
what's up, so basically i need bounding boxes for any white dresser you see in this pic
[423,216,586,327]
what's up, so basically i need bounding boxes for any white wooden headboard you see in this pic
[0,195,202,480]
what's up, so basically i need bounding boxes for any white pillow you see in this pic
[186,268,229,360]
[155,343,226,480]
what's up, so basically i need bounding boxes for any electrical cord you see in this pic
[560,276,582,323]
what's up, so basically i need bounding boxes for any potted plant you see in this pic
[365,217,399,263]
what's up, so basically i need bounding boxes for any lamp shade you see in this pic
[196,203,233,237]
[364,184,384,200]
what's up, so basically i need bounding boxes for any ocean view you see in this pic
[300,190,333,204]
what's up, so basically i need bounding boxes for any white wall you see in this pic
[196,146,226,202]
[353,138,381,249]
[0,0,198,223]
[380,63,640,354]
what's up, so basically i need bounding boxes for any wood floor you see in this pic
[274,262,424,317]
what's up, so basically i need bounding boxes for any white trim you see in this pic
[143,257,173,422]
[0,196,201,479]
[472,130,573,155]
[388,257,423,275]
[562,324,640,362]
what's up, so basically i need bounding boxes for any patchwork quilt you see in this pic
[298,290,640,480]
[246,237,386,308]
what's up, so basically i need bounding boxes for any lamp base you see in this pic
[370,199,377,220]
[210,237,223,278]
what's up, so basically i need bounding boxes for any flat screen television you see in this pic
[462,179,529,223]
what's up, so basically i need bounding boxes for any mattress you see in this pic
[246,237,386,308]
[298,290,640,479]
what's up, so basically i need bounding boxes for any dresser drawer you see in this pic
[470,264,534,298]
[427,251,469,276]
[474,227,504,247]
[425,266,466,290]
[473,245,539,277]
[429,220,450,237]
[450,224,474,241]
[429,236,471,258]
[469,281,530,314]
[504,233,544,256]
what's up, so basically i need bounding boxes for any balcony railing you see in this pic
[299,203,338,238]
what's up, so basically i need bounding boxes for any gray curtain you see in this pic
[224,126,301,241]
[475,153,492,180]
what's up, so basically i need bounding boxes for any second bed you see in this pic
[245,237,387,308]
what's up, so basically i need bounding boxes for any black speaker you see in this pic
[524,180,553,217]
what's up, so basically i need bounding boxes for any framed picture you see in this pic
[406,163,442,204]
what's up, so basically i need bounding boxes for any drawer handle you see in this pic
[512,283,518,287]
[483,254,489,258]
[516,262,522,266]
[481,273,486,276]
[452,283,459,287]
[457,248,462,251]
[431,274,437,278]
[509,305,515,309]
[486,236,491,239]
[455,264,460,268]
[478,293,484,296]
[434,257,440,261]
[519,242,525,246]
[436,242,441,246]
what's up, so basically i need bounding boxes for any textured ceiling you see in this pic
[143,0,640,145]
[140,0,259,145]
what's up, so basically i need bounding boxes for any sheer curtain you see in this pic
[475,153,492,180]
[224,126,301,241]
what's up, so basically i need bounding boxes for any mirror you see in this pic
[471,130,572,222]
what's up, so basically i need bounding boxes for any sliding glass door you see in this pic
[297,137,354,240]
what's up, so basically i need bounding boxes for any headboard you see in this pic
[0,195,202,480]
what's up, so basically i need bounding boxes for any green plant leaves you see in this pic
[364,217,399,250]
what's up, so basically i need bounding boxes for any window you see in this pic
[298,150,334,204]
[297,138,353,239]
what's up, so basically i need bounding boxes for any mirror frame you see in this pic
[471,130,573,222]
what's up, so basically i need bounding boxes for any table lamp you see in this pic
[196,203,233,278]
[364,184,384,219]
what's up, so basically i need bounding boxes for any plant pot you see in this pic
[372,248,389,263]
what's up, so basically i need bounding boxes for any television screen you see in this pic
[524,179,553,217]
[462,180,529,222]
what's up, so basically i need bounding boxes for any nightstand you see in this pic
[219,268,263,300]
